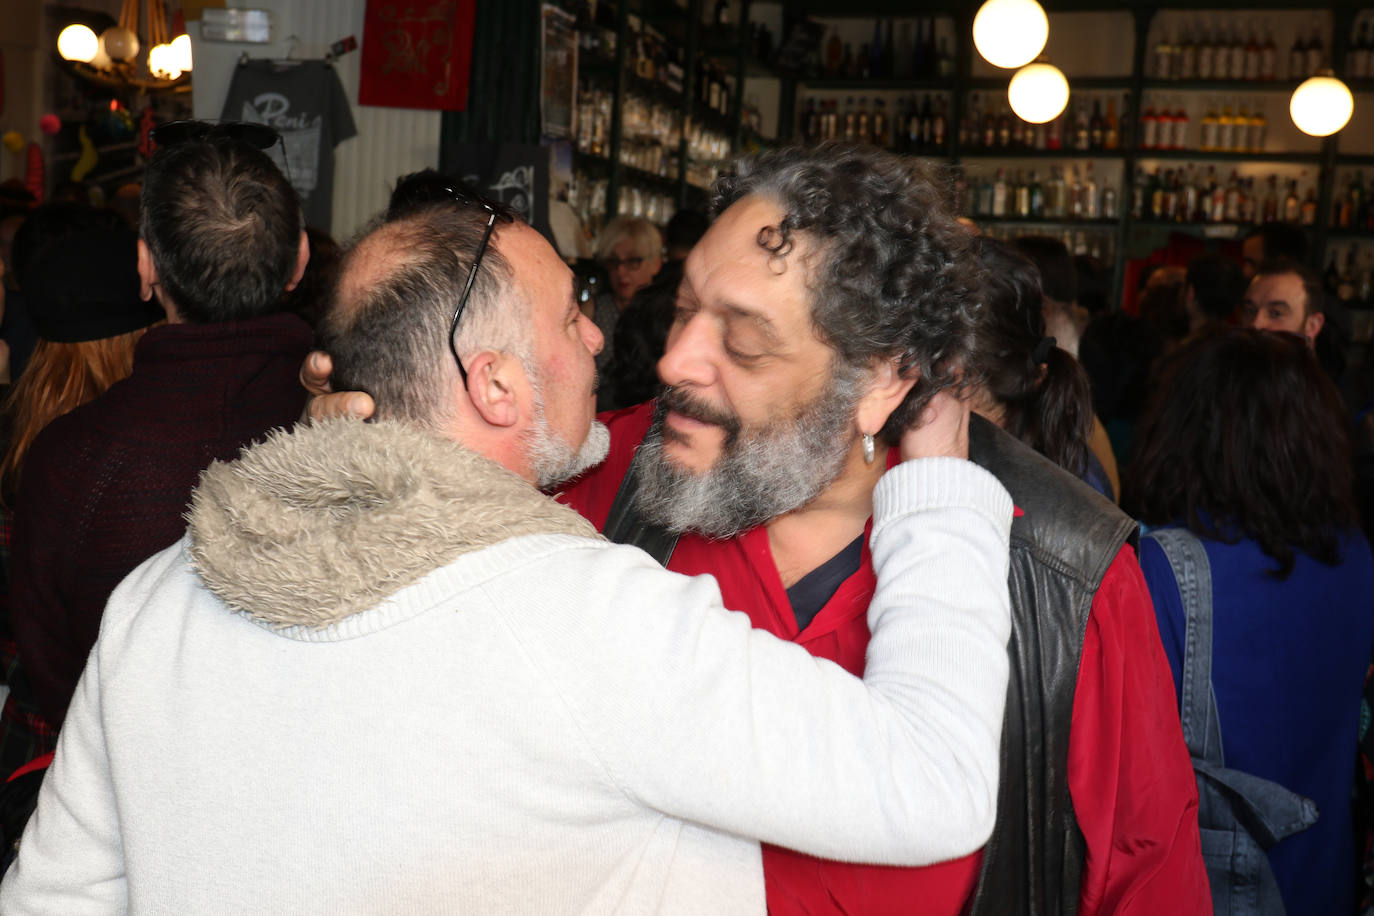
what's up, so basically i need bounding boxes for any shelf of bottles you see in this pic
[1129,163,1323,230]
[565,0,744,230]
[958,90,1129,157]
[962,164,1121,225]
[1145,11,1330,84]
[980,222,1119,266]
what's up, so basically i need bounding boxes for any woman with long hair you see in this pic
[0,220,161,776]
[1126,328,1374,914]
[969,236,1113,498]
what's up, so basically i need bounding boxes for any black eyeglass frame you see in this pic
[387,175,519,388]
[148,119,292,185]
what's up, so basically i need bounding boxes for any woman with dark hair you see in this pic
[970,236,1113,499]
[1126,328,1374,915]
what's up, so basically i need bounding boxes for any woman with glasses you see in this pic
[589,217,664,372]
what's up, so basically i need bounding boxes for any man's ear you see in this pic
[285,230,311,292]
[461,350,526,430]
[855,356,919,437]
[136,238,158,302]
[1304,310,1325,344]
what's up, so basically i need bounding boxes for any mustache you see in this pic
[656,386,740,433]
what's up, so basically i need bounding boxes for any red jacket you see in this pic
[559,401,1209,916]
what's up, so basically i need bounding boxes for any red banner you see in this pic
[359,0,476,111]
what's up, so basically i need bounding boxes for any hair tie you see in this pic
[1032,336,1057,365]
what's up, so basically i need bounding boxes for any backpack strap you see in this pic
[602,447,679,567]
[1144,528,1320,847]
[1145,527,1225,765]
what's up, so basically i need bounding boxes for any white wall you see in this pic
[189,0,442,240]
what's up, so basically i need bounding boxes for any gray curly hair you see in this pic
[711,143,984,444]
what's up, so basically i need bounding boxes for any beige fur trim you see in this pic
[188,420,601,629]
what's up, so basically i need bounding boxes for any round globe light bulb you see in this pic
[1290,74,1354,137]
[99,26,139,63]
[1008,63,1069,124]
[57,24,99,63]
[148,43,181,80]
[973,0,1049,70]
[170,33,193,72]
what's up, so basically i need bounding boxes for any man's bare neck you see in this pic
[766,442,888,588]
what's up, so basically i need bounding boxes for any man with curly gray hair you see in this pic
[559,144,1207,916]
[308,143,1208,915]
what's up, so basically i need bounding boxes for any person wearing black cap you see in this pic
[0,225,164,776]
[6,123,314,734]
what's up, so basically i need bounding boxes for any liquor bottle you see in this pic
[1028,170,1044,218]
[894,22,914,79]
[856,97,871,145]
[976,172,994,215]
[1101,182,1119,219]
[1200,101,1219,151]
[1205,171,1222,222]
[1131,167,1148,219]
[1069,165,1085,218]
[1014,170,1030,217]
[1142,101,1160,150]
[1089,99,1105,149]
[1228,22,1247,81]
[1244,25,1261,81]
[998,105,1013,147]
[1290,30,1307,80]
[1351,171,1366,228]
[1217,103,1235,152]
[1045,165,1063,218]
[1083,162,1100,218]
[1234,103,1250,151]
[931,96,948,149]
[1283,180,1301,223]
[1241,177,1258,223]
[1177,23,1198,80]
[1172,102,1190,150]
[920,94,936,148]
[825,29,844,76]
[873,99,889,148]
[1104,98,1120,150]
[1260,21,1277,80]
[1215,22,1232,79]
[992,168,1009,217]
[1198,21,1216,80]
[1156,26,1175,79]
[982,99,997,147]
[1351,22,1370,80]
[1224,171,1243,221]
[1248,105,1267,153]
[1306,20,1324,76]
[1159,169,1176,221]
[937,37,955,78]
[801,98,818,143]
[1010,107,1027,148]
[843,97,857,142]
[1180,165,1199,221]
[1262,174,1279,223]
[1046,110,1063,150]
[1300,186,1318,226]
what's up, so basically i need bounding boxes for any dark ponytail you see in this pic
[971,236,1095,478]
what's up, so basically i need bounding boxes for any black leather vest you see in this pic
[966,415,1137,916]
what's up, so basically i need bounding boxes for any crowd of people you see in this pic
[0,127,1366,915]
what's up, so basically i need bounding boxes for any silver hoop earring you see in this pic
[862,433,876,465]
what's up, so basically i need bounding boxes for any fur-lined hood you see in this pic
[188,419,601,629]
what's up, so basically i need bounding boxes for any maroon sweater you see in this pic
[10,313,313,726]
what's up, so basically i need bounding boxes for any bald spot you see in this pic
[334,220,433,324]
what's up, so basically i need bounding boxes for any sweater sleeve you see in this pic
[518,456,1013,866]
[0,631,126,913]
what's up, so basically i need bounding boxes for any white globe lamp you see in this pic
[1008,62,1069,123]
[99,26,140,63]
[148,43,181,80]
[973,0,1049,70]
[1290,72,1354,137]
[170,33,193,72]
[57,24,99,63]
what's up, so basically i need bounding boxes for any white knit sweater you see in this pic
[0,421,1012,915]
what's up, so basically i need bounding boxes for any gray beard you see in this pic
[635,368,865,538]
[526,371,611,489]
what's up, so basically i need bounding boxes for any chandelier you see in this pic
[56,0,193,92]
